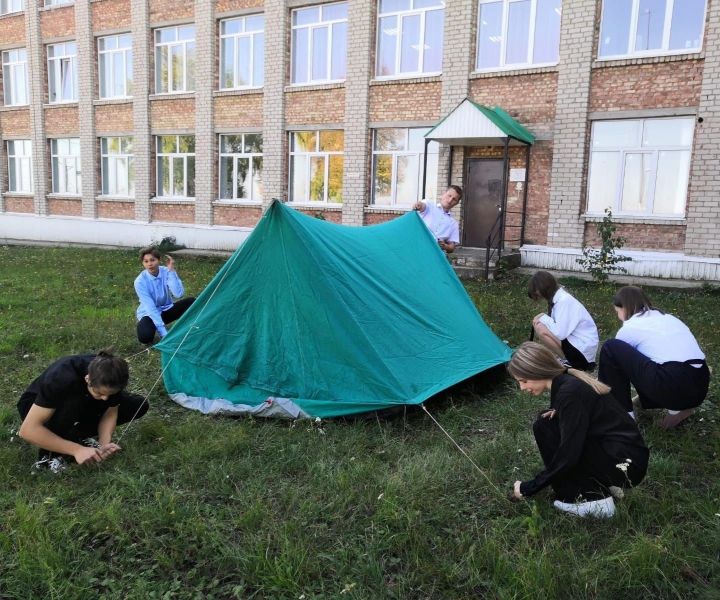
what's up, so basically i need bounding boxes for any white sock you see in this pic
[553,496,616,519]
[667,409,680,415]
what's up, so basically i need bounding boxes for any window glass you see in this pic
[592,120,642,148]
[533,0,561,63]
[642,117,694,146]
[477,2,502,69]
[376,16,398,76]
[634,0,666,52]
[599,0,632,57]
[506,0,531,64]
[669,0,705,50]
[654,150,690,214]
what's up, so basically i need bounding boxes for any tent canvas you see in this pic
[156,201,512,418]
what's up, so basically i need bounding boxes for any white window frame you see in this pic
[6,140,33,194]
[586,117,695,219]
[98,34,133,99]
[50,138,81,195]
[371,127,439,207]
[375,0,445,79]
[0,0,24,16]
[2,48,29,106]
[44,0,73,6]
[156,135,195,199]
[288,130,344,205]
[47,42,77,104]
[154,26,196,94]
[101,136,134,198]
[475,0,561,73]
[219,15,264,90]
[290,2,347,85]
[598,0,707,60]
[218,134,263,203]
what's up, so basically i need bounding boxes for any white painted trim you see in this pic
[521,245,720,282]
[0,213,251,252]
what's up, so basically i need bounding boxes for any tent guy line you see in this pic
[420,404,504,498]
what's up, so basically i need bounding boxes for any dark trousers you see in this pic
[136,297,195,344]
[18,391,149,457]
[598,339,710,412]
[561,339,595,371]
[533,416,647,502]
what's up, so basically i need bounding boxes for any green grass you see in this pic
[0,245,718,599]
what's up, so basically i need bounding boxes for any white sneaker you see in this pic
[32,455,67,474]
[81,437,101,449]
[553,496,616,519]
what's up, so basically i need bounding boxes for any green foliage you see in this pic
[0,248,718,598]
[152,236,186,253]
[576,208,632,283]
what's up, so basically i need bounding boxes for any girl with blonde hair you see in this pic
[509,342,648,518]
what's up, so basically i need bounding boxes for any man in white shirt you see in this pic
[413,185,462,253]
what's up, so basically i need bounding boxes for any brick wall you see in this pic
[92,0,131,30]
[590,61,702,111]
[0,12,25,44]
[215,0,263,13]
[97,200,135,219]
[369,81,442,122]
[213,204,262,226]
[96,103,134,132]
[294,207,342,224]
[39,4,74,38]
[149,97,196,129]
[468,73,558,127]
[363,210,404,225]
[149,0,193,23]
[214,94,263,128]
[48,197,82,216]
[584,222,686,252]
[0,109,31,136]
[285,87,346,125]
[151,203,195,222]
[5,197,35,212]
[44,105,79,135]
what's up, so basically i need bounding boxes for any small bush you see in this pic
[576,208,631,283]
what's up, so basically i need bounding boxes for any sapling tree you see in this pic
[576,208,631,283]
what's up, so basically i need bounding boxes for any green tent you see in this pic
[157,200,511,418]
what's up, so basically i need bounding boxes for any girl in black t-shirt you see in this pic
[17,349,148,472]
[508,342,648,518]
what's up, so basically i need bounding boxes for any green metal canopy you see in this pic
[156,201,512,419]
[425,98,535,146]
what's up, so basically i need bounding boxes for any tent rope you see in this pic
[115,249,244,444]
[420,403,504,497]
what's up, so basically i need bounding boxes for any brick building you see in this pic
[1,0,719,280]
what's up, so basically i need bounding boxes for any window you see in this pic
[0,0,23,16]
[98,34,133,99]
[289,130,343,204]
[372,128,439,206]
[101,137,134,197]
[219,134,263,202]
[6,140,32,193]
[291,3,347,84]
[156,135,195,198]
[476,0,561,71]
[598,0,707,59]
[155,26,196,93]
[44,0,73,6]
[376,0,444,78]
[2,48,28,106]
[47,42,77,103]
[587,117,695,218]
[220,15,264,89]
[50,138,81,194]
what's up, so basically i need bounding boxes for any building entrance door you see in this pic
[462,158,505,248]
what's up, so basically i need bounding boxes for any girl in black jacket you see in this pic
[509,342,649,518]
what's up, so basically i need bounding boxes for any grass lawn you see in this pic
[0,245,719,599]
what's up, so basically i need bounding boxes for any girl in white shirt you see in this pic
[528,271,599,371]
[598,286,710,429]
